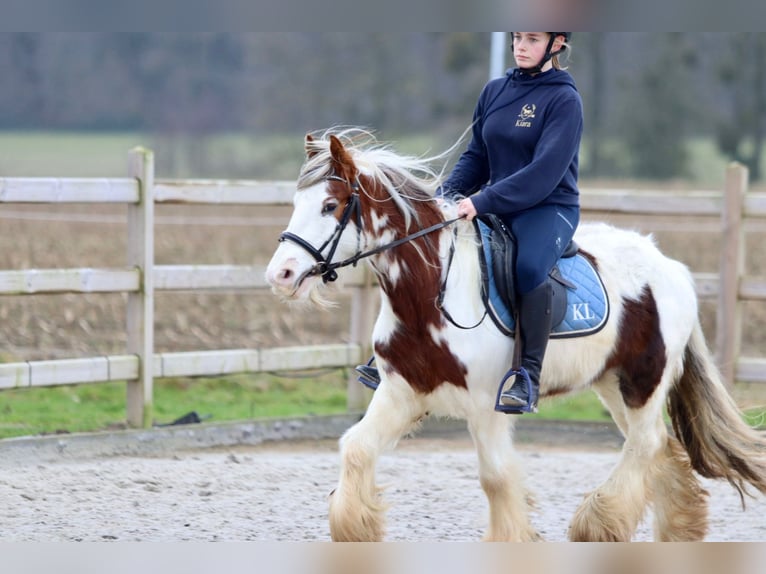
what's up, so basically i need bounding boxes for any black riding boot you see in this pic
[499,281,553,413]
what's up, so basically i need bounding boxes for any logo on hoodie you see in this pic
[515,104,536,128]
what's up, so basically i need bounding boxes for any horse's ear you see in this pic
[305,134,318,159]
[329,135,354,173]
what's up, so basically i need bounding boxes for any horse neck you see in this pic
[361,196,446,322]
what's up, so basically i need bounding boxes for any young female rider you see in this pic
[356,33,583,414]
[445,32,583,413]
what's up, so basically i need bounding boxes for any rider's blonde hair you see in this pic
[551,35,571,71]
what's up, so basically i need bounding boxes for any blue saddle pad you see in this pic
[478,221,609,339]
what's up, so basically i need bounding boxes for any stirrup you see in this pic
[354,357,380,391]
[495,367,538,415]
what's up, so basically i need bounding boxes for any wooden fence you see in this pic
[0,150,764,428]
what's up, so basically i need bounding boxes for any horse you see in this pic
[264,127,766,542]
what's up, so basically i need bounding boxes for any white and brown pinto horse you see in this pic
[265,128,766,542]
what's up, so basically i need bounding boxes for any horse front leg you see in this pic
[469,413,540,542]
[329,382,424,541]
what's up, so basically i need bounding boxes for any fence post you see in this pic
[715,162,748,388]
[347,266,377,411]
[126,147,155,428]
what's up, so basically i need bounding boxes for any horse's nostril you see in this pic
[281,269,293,281]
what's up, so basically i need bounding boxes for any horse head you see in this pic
[264,132,363,305]
[265,128,446,307]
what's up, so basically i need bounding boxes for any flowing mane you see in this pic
[299,127,446,231]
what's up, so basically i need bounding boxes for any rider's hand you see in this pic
[456,198,477,221]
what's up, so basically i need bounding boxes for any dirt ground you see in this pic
[1,435,764,542]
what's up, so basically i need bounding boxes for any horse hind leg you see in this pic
[591,375,709,542]
[571,377,670,541]
[648,436,709,541]
[328,381,424,542]
[569,376,660,541]
[570,286,712,542]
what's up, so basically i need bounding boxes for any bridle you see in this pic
[278,175,362,283]
[278,174,462,284]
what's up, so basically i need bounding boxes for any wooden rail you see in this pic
[0,151,763,427]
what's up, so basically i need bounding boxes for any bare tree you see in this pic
[581,33,607,177]
[714,33,766,181]
[617,33,697,180]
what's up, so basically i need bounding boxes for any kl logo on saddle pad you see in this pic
[571,302,596,322]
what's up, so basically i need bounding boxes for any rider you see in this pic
[357,32,583,414]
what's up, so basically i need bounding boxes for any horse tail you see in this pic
[667,321,766,505]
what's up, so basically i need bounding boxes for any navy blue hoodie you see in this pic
[440,67,583,215]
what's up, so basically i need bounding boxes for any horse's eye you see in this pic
[322,202,338,216]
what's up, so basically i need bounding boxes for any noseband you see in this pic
[278,174,461,284]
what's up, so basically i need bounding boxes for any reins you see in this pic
[332,213,462,272]
[279,175,462,284]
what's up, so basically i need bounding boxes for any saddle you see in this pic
[475,214,609,339]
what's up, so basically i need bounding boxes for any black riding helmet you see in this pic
[511,32,571,74]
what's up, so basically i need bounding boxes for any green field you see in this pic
[1,373,762,440]
[0,372,349,439]
[0,130,309,180]
[0,130,431,180]
[0,130,758,186]
[0,371,618,440]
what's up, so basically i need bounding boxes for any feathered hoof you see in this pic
[569,491,635,542]
[328,488,386,542]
